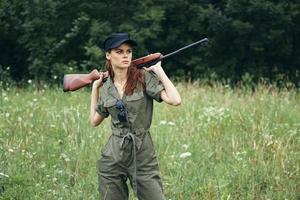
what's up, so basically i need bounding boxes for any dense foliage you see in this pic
[1,0,299,86]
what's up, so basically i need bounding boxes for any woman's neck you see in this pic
[113,67,127,85]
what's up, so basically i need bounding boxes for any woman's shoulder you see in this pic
[100,77,113,96]
[143,69,159,83]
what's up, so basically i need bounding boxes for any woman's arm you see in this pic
[90,72,105,127]
[145,61,181,106]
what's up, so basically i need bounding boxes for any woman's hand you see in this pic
[143,61,164,78]
[92,71,104,89]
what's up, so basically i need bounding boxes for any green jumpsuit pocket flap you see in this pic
[126,91,144,102]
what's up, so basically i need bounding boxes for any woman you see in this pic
[90,33,181,200]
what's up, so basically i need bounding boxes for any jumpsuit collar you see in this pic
[107,77,121,100]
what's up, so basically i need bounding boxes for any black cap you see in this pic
[103,33,137,52]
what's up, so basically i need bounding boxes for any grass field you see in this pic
[1,83,299,200]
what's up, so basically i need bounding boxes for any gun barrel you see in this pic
[160,38,209,60]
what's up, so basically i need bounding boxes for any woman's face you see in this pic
[106,43,132,69]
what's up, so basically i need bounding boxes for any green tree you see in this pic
[0,0,299,85]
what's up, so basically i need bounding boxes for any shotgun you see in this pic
[63,37,208,92]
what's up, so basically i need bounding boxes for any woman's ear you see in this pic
[106,52,111,60]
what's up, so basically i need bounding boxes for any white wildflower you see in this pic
[33,98,37,102]
[4,97,8,101]
[5,113,10,118]
[52,177,58,183]
[168,121,175,126]
[27,153,33,159]
[8,148,14,153]
[179,152,192,158]
[160,120,167,125]
[60,153,70,162]
[160,120,176,126]
[0,172,9,178]
[28,79,32,84]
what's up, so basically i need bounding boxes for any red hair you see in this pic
[105,61,145,95]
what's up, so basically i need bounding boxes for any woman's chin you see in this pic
[120,63,131,68]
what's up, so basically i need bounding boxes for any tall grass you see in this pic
[1,83,299,199]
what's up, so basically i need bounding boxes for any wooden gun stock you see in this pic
[63,69,109,92]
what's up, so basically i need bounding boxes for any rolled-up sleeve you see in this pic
[95,90,110,118]
[144,70,164,102]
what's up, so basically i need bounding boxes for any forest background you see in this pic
[0,0,299,87]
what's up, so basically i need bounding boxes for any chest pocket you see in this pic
[125,91,145,114]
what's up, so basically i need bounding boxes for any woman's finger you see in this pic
[143,67,151,71]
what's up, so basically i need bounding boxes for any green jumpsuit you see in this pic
[96,70,166,200]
